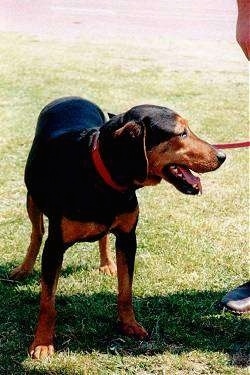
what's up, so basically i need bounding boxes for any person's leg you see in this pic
[220,1,250,316]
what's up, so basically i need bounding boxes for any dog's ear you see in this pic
[113,121,148,183]
[108,112,116,119]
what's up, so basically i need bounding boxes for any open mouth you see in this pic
[163,164,202,195]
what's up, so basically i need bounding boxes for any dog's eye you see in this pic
[180,129,188,138]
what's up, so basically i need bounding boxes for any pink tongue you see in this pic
[177,166,200,185]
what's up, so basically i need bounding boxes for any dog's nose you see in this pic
[216,151,226,165]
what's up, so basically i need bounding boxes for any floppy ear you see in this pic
[113,121,148,183]
[108,112,116,119]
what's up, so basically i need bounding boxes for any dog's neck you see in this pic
[91,132,129,192]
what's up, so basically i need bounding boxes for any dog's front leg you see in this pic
[29,223,64,359]
[115,231,148,339]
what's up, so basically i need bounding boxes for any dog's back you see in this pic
[34,96,106,141]
[25,97,107,216]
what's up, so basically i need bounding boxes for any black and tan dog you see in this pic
[10,97,226,359]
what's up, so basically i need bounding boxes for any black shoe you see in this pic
[220,281,250,314]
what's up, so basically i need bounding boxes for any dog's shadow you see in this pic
[0,263,249,372]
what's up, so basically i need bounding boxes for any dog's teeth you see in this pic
[170,166,178,175]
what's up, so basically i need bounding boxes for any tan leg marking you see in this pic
[116,247,148,340]
[29,233,63,360]
[29,280,57,359]
[99,235,117,276]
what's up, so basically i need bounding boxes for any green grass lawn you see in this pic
[0,33,249,374]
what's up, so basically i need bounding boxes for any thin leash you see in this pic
[213,141,250,149]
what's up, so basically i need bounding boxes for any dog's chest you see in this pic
[61,208,138,245]
[61,218,107,244]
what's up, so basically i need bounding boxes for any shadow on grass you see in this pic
[0,263,249,374]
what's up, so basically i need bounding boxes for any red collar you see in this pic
[91,132,127,192]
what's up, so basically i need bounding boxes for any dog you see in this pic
[10,97,226,359]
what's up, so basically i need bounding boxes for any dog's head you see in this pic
[101,105,226,194]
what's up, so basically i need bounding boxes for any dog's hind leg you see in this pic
[10,194,44,280]
[99,235,117,276]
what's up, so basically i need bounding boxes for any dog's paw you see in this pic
[118,320,149,340]
[29,343,54,360]
[99,260,117,276]
[9,265,31,280]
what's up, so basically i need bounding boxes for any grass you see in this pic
[0,32,249,374]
